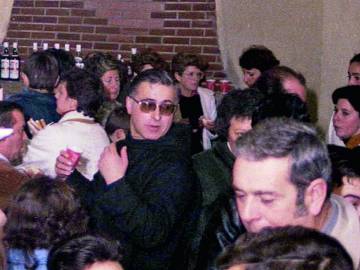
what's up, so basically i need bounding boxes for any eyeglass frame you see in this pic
[128,95,177,116]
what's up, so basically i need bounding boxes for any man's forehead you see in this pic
[135,81,176,100]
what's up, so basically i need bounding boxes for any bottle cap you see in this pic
[117,54,122,61]
[54,43,60,49]
[43,43,48,50]
[12,42,18,49]
[131,48,137,55]
[3,42,9,48]
[64,44,70,51]
[76,44,81,52]
[33,42,38,51]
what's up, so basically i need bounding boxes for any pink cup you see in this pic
[66,146,82,168]
[220,79,231,93]
[206,79,216,91]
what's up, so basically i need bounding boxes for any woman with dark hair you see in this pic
[332,85,360,149]
[239,45,279,87]
[84,52,124,125]
[4,177,88,270]
[172,52,217,153]
[20,67,110,180]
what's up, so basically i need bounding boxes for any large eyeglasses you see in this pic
[129,96,177,116]
[183,71,204,79]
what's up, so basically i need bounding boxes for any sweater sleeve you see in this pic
[92,153,195,249]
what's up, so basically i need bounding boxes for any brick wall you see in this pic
[5,0,226,79]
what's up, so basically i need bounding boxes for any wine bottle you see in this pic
[75,44,84,69]
[33,42,38,52]
[9,42,20,81]
[1,42,10,80]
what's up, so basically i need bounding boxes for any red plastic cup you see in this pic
[66,146,82,168]
[206,79,216,91]
[220,80,231,93]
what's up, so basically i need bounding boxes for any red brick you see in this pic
[208,63,223,70]
[57,33,80,40]
[203,46,220,54]
[179,12,205,20]
[175,46,202,54]
[95,27,120,34]
[6,31,31,38]
[164,3,192,11]
[44,24,68,31]
[177,29,204,36]
[205,29,216,37]
[151,12,177,19]
[149,29,175,36]
[191,37,218,46]
[164,20,190,28]
[31,32,55,39]
[107,36,135,43]
[46,8,70,16]
[58,16,82,24]
[71,9,96,17]
[121,28,148,35]
[149,45,174,53]
[192,20,213,28]
[60,1,83,8]
[70,25,94,33]
[12,8,21,14]
[11,15,33,22]
[213,72,226,78]
[206,11,216,19]
[82,34,106,42]
[33,16,57,23]
[193,3,215,11]
[136,36,162,44]
[10,23,43,31]
[202,55,217,63]
[83,18,108,25]
[14,1,35,7]
[35,1,59,8]
[94,43,119,50]
[163,37,189,45]
[21,8,45,15]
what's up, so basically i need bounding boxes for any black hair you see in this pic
[332,85,360,113]
[60,67,104,118]
[105,107,130,136]
[171,52,208,76]
[47,234,122,270]
[215,89,265,140]
[46,48,75,77]
[239,45,280,72]
[22,51,59,93]
[350,53,360,64]
[132,48,168,74]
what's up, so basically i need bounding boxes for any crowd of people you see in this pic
[0,44,358,270]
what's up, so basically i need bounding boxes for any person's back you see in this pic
[7,51,61,129]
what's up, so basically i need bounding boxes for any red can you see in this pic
[220,80,231,93]
[206,79,216,91]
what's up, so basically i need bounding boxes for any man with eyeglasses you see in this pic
[56,69,198,270]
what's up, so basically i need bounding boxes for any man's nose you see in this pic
[238,198,259,224]
[151,106,161,121]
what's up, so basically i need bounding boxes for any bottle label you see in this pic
[10,59,20,79]
[1,59,10,79]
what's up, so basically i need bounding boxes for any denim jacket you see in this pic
[7,248,49,270]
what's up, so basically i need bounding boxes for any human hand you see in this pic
[199,116,215,130]
[55,150,74,179]
[27,118,47,136]
[99,143,128,185]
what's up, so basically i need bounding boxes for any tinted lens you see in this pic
[159,103,176,115]
[139,100,157,113]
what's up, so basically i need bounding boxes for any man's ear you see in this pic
[304,178,328,216]
[174,72,182,83]
[126,96,132,115]
[21,72,29,87]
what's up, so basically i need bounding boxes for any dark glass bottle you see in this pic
[1,42,10,80]
[9,42,20,81]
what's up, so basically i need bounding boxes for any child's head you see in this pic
[22,51,59,93]
[4,177,88,252]
[105,107,130,142]
[48,235,123,270]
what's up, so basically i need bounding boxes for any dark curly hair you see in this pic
[171,52,208,76]
[239,45,280,72]
[60,67,104,118]
[131,48,168,74]
[215,89,265,140]
[4,177,88,253]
